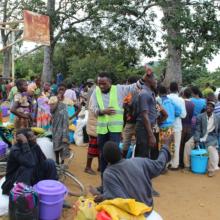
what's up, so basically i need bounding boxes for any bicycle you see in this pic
[0,131,86,197]
[55,152,85,197]
[0,158,85,197]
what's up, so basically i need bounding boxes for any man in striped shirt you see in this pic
[214,93,220,115]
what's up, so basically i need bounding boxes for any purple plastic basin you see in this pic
[0,141,7,156]
[1,106,9,117]
[34,180,67,220]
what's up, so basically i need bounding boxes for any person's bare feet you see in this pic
[84,168,96,175]
[88,185,100,196]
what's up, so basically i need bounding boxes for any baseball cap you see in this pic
[207,100,216,107]
[86,79,95,84]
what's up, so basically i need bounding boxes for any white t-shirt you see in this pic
[64,89,77,102]
[167,93,186,132]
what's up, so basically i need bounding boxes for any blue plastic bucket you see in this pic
[191,149,208,174]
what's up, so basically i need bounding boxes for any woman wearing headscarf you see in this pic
[48,96,70,164]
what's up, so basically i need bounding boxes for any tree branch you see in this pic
[138,3,158,18]
[6,2,21,19]
[53,14,94,43]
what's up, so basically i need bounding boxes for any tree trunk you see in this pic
[42,45,54,82]
[161,1,182,87]
[163,30,182,87]
[41,0,55,83]
[2,48,11,78]
[1,0,11,78]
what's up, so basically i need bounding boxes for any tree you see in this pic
[15,31,142,84]
[41,0,103,82]
[64,31,141,83]
[15,48,44,79]
[0,0,20,77]
[94,0,220,86]
[182,66,209,86]
[160,0,183,86]
[0,0,45,77]
[161,0,220,86]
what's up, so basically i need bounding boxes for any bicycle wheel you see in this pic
[56,166,85,197]
[0,161,7,177]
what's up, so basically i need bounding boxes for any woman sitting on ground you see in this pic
[1,128,57,195]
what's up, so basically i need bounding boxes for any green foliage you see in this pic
[15,33,143,84]
[15,49,44,79]
[181,66,220,87]
[182,66,209,86]
[194,69,220,88]
[62,32,142,83]
[67,54,142,84]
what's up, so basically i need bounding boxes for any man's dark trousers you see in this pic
[135,121,151,158]
[98,132,121,175]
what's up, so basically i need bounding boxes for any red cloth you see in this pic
[88,136,99,157]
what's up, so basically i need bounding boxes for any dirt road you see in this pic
[60,145,220,220]
[1,144,218,220]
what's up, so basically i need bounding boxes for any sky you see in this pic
[140,51,220,72]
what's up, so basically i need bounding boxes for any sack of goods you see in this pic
[9,182,39,220]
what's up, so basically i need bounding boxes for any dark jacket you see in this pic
[1,142,46,195]
[194,112,220,147]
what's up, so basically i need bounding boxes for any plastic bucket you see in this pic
[0,140,7,157]
[34,180,67,220]
[1,106,9,117]
[191,149,208,174]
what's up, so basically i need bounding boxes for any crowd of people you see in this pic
[0,67,220,218]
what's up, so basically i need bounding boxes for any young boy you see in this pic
[48,96,70,164]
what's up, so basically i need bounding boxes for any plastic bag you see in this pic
[73,197,97,220]
[37,137,56,160]
[74,109,88,146]
[0,177,9,216]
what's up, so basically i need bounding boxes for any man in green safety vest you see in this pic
[90,71,147,177]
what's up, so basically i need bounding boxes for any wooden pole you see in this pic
[15,45,43,60]
[11,32,15,82]
[0,38,23,52]
[0,20,24,25]
[0,26,21,32]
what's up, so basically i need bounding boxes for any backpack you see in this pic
[9,182,39,220]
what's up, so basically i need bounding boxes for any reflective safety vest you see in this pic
[96,85,124,134]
